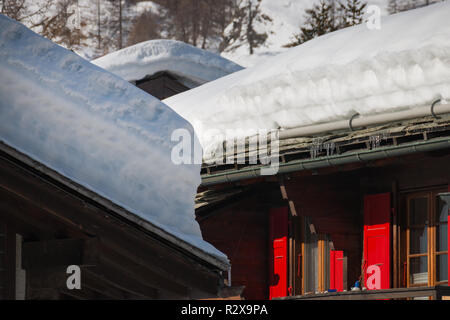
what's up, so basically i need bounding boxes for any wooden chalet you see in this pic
[0,141,230,300]
[195,110,450,300]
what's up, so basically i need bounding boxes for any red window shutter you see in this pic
[363,193,391,290]
[269,207,288,299]
[330,250,344,292]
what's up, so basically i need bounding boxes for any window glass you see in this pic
[410,227,427,254]
[410,256,428,284]
[409,198,428,225]
[304,217,318,293]
[436,254,448,282]
[305,236,318,293]
[437,200,448,223]
[436,198,448,253]
[436,223,448,252]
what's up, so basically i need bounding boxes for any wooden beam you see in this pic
[83,268,156,299]
[0,191,58,241]
[392,181,399,288]
[4,224,16,299]
[22,238,98,270]
[96,247,189,298]
[277,286,450,300]
[27,288,61,300]
[81,270,135,299]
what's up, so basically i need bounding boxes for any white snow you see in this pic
[92,39,244,87]
[165,2,450,161]
[0,14,227,261]
[221,0,390,67]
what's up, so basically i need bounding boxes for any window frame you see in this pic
[403,189,448,288]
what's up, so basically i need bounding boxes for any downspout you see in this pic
[201,136,450,186]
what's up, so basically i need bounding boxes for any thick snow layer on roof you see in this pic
[92,39,244,86]
[0,15,226,261]
[165,2,450,160]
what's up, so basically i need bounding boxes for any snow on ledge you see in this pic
[0,14,227,262]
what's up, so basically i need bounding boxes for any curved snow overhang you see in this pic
[92,39,244,88]
[0,141,230,272]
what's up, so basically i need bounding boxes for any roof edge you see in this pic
[201,135,450,187]
[0,141,230,271]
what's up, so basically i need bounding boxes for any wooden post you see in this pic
[392,181,398,288]
[5,224,16,299]
[278,176,301,296]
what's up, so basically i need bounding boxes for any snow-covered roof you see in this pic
[92,39,244,87]
[0,14,226,262]
[165,2,450,160]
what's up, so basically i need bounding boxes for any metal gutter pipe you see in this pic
[201,136,450,186]
[279,103,450,140]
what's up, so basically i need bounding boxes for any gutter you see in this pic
[279,102,450,140]
[201,136,450,186]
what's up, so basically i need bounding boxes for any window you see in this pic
[304,222,318,293]
[303,217,330,294]
[402,190,448,287]
[435,197,448,284]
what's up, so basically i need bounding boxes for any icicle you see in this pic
[369,131,389,149]
[324,142,336,156]
[310,138,323,159]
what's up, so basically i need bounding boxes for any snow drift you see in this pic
[92,39,244,87]
[0,14,226,260]
[165,2,450,161]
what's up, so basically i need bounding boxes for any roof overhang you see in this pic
[0,141,230,272]
[200,115,450,187]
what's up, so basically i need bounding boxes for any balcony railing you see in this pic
[276,286,450,300]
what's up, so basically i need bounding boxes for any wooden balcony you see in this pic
[276,286,450,300]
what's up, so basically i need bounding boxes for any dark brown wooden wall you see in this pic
[284,172,364,288]
[198,190,274,300]
[135,73,189,100]
[198,150,450,299]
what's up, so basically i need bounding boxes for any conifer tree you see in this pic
[287,0,370,47]
[290,0,336,45]
[222,0,271,55]
[340,0,367,27]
